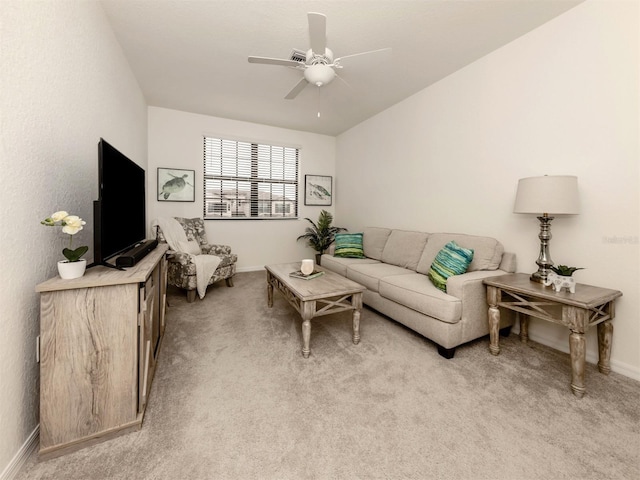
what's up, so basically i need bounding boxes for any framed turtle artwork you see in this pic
[304,175,332,206]
[157,168,195,202]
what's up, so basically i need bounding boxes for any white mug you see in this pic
[301,259,314,275]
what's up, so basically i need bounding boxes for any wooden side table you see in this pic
[483,273,622,397]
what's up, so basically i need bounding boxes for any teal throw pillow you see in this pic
[427,241,474,292]
[334,233,365,258]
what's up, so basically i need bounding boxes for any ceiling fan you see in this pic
[248,12,391,100]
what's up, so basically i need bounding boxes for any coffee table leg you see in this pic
[352,293,363,345]
[301,301,315,358]
[597,320,613,375]
[267,272,273,308]
[569,331,586,398]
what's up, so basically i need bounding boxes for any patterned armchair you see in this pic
[156,217,237,302]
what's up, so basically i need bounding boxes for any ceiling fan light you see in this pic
[304,64,336,87]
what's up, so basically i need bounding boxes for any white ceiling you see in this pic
[100,0,583,136]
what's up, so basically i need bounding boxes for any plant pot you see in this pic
[315,253,322,266]
[57,259,87,279]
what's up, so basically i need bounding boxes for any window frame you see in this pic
[203,136,299,220]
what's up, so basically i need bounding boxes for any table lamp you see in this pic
[513,175,579,283]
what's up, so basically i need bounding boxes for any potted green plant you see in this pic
[550,265,584,276]
[297,210,346,265]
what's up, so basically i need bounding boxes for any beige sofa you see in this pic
[321,227,516,358]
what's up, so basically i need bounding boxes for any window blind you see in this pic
[203,137,299,219]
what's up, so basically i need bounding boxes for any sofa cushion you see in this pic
[381,230,429,270]
[320,255,379,277]
[427,241,474,292]
[379,273,462,324]
[334,233,365,258]
[362,227,392,260]
[346,263,414,293]
[417,233,504,274]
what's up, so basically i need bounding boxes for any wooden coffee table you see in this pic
[265,263,366,358]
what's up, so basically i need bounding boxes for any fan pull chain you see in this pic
[317,86,321,118]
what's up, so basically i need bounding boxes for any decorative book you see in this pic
[289,270,324,280]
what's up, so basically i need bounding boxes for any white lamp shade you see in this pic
[304,64,336,87]
[514,175,579,215]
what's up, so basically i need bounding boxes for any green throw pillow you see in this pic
[334,233,365,258]
[427,241,474,292]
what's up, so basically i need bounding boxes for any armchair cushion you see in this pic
[174,217,209,246]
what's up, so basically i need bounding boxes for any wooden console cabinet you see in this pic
[35,244,168,458]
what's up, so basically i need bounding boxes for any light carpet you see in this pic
[16,271,640,479]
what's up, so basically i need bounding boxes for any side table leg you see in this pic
[352,293,363,345]
[569,331,586,398]
[487,286,501,355]
[597,320,613,375]
[519,313,529,344]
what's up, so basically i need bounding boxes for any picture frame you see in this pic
[304,175,333,206]
[157,168,195,202]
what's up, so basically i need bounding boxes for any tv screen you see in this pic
[93,138,146,266]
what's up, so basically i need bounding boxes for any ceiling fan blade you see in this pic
[284,78,308,100]
[308,12,326,54]
[248,56,301,67]
[334,47,392,64]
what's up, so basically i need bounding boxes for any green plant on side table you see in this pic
[297,209,346,265]
[550,265,584,276]
[544,264,585,293]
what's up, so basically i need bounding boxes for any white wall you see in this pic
[0,1,147,476]
[148,107,337,270]
[336,0,639,378]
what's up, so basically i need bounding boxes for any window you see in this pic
[203,137,299,219]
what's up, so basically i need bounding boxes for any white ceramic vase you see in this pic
[57,259,87,279]
[300,259,314,275]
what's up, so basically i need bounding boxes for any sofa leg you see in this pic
[499,325,512,337]
[186,290,196,303]
[437,345,455,359]
[225,277,234,287]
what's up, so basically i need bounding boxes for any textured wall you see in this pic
[336,1,639,377]
[0,1,147,474]
[147,107,337,270]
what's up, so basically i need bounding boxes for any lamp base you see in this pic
[530,270,549,284]
[530,214,555,284]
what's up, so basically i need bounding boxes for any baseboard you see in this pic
[236,266,266,273]
[513,326,640,382]
[0,425,39,480]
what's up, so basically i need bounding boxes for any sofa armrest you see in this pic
[446,269,515,337]
[499,252,517,273]
[201,244,232,255]
[447,270,507,300]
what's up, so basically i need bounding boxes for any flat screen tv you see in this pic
[92,138,147,268]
